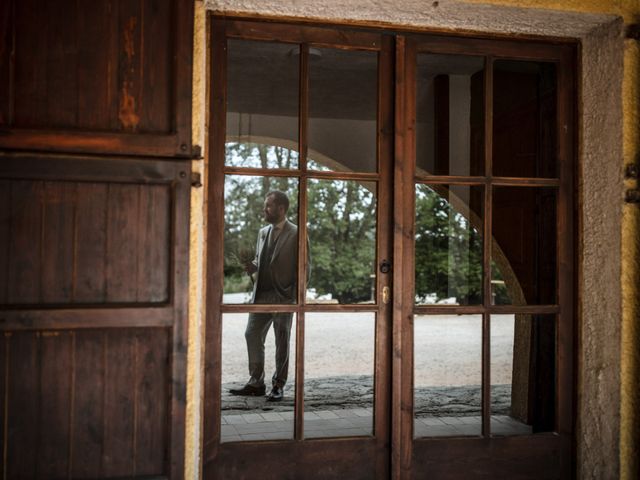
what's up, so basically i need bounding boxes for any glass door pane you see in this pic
[306,179,377,304]
[416,54,485,176]
[304,312,375,438]
[415,184,484,306]
[308,48,378,172]
[414,314,482,437]
[226,39,299,169]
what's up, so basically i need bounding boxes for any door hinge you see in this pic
[626,24,640,40]
[191,172,203,188]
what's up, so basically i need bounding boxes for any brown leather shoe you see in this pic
[229,384,266,396]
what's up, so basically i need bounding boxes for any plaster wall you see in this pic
[187,1,635,478]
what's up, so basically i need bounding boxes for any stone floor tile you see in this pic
[242,413,264,424]
[235,422,282,434]
[221,425,239,436]
[262,431,292,440]
[453,425,481,436]
[333,409,359,418]
[224,415,247,425]
[316,410,340,420]
[420,417,446,426]
[440,416,465,425]
[352,408,373,417]
[261,412,284,422]
[458,416,482,425]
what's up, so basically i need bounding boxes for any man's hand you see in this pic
[245,262,257,275]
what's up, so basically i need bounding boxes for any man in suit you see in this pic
[230,190,298,402]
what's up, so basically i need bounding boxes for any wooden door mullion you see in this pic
[481,55,494,437]
[294,43,309,441]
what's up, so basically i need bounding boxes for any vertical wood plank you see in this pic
[556,47,576,480]
[140,0,171,132]
[45,0,77,127]
[107,0,120,130]
[137,185,170,303]
[116,0,143,132]
[0,0,12,126]
[37,331,72,478]
[0,334,7,478]
[42,182,76,303]
[105,184,139,302]
[375,33,394,480]
[74,183,108,303]
[103,330,135,477]
[6,332,39,479]
[70,330,105,478]
[7,181,42,304]
[393,34,416,480]
[0,180,10,304]
[134,328,168,475]
[168,159,190,480]
[12,0,47,127]
[77,0,111,129]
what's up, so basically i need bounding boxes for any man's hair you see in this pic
[266,190,290,212]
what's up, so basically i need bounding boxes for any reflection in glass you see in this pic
[414,315,482,437]
[226,39,299,168]
[415,185,483,305]
[308,48,378,172]
[221,313,297,442]
[224,176,299,304]
[493,60,557,178]
[304,312,375,438]
[306,180,376,304]
[492,187,557,305]
[416,54,484,176]
[491,315,556,435]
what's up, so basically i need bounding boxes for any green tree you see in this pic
[306,178,376,303]
[224,143,503,305]
[414,185,483,304]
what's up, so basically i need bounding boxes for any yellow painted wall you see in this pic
[188,1,640,478]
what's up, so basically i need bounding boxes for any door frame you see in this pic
[202,15,577,479]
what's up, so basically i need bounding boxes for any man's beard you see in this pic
[265,213,278,223]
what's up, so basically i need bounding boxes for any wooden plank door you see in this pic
[0,153,191,479]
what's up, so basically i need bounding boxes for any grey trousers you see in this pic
[245,311,293,388]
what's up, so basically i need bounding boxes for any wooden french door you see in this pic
[204,16,575,480]
[394,36,575,479]
[204,18,394,480]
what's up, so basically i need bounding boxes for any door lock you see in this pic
[379,259,391,274]
[382,286,391,304]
